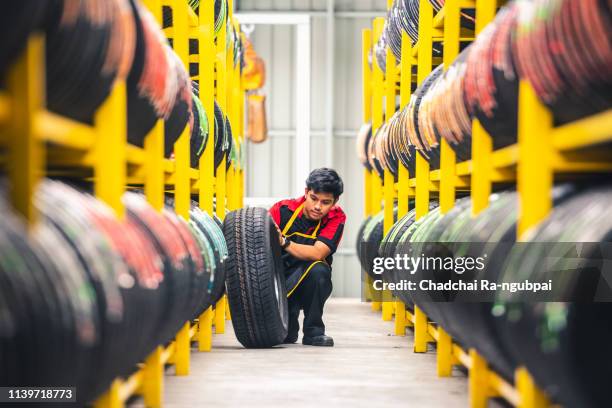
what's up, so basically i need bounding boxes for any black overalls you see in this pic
[281,203,333,338]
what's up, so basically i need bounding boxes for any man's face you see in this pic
[303,189,336,221]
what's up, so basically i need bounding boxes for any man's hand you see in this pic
[273,221,284,246]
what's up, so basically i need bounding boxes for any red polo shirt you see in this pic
[269,196,346,267]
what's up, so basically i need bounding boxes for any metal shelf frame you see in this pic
[0,0,245,406]
[361,1,612,408]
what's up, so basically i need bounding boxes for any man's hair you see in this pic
[306,168,344,199]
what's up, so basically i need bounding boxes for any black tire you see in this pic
[223,207,288,348]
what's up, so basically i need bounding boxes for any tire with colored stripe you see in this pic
[223,207,288,348]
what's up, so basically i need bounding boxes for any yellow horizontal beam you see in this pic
[47,148,94,168]
[164,159,175,173]
[411,29,474,58]
[408,177,439,191]
[552,109,612,151]
[36,111,96,150]
[492,144,519,168]
[456,160,471,176]
[189,324,198,340]
[120,371,143,403]
[489,371,521,407]
[432,6,446,28]
[190,168,199,180]
[427,323,440,342]
[161,341,176,365]
[126,145,146,166]
[552,155,612,173]
[452,344,471,369]
[405,310,415,324]
[490,167,516,182]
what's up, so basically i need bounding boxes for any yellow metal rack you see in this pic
[362,1,612,407]
[0,0,245,406]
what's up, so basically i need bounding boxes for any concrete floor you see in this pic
[147,298,470,407]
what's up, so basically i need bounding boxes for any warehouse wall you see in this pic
[237,1,385,297]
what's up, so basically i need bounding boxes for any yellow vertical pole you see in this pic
[238,50,245,211]
[371,17,384,216]
[226,161,236,210]
[143,0,166,212]
[213,0,229,332]
[413,0,435,355]
[383,47,397,235]
[142,346,163,407]
[174,322,191,376]
[439,0,459,215]
[142,0,163,210]
[414,0,433,221]
[5,34,44,225]
[436,0,460,376]
[471,0,497,216]
[198,306,214,352]
[215,1,228,221]
[231,17,241,215]
[382,46,397,322]
[214,294,226,334]
[196,0,216,352]
[145,120,165,211]
[469,349,489,408]
[397,31,412,219]
[517,80,553,238]
[475,0,497,35]
[415,156,429,219]
[394,33,411,326]
[225,13,235,214]
[394,299,407,335]
[516,367,550,408]
[361,28,377,308]
[417,0,433,85]
[172,0,191,219]
[370,18,385,312]
[362,28,373,218]
[471,119,491,215]
[94,80,127,217]
[170,0,191,376]
[414,0,433,339]
[93,379,122,408]
[199,0,216,216]
[413,305,429,353]
[437,327,453,377]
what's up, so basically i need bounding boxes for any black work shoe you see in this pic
[302,335,334,347]
[283,332,298,344]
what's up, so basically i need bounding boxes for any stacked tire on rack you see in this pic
[360,0,612,179]
[374,0,476,72]
[0,0,241,171]
[357,186,612,408]
[0,0,238,404]
[0,181,228,404]
[223,208,289,348]
[357,0,612,407]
